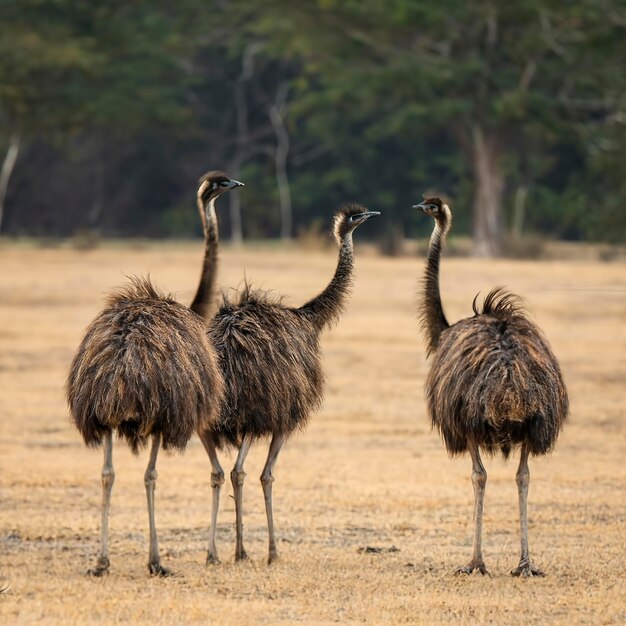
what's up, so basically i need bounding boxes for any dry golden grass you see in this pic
[0,240,625,625]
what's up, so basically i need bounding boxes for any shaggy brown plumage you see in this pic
[208,285,324,448]
[416,198,568,458]
[427,287,567,458]
[415,196,568,577]
[66,171,241,577]
[195,201,379,564]
[68,276,224,453]
[208,203,374,449]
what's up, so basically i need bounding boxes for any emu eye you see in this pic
[211,181,218,190]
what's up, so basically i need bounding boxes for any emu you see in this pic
[67,172,242,576]
[193,200,379,564]
[414,197,568,577]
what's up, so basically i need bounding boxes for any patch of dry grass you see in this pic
[0,241,625,625]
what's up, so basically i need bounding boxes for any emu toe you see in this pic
[148,562,172,577]
[87,557,110,577]
[235,548,249,562]
[206,553,220,566]
[456,559,490,576]
[511,559,545,578]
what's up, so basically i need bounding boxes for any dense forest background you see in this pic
[1,0,625,254]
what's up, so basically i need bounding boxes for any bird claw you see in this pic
[235,548,249,562]
[206,553,220,566]
[268,551,279,565]
[511,560,545,578]
[455,559,490,576]
[148,562,172,577]
[87,557,110,577]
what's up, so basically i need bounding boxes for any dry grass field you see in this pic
[0,239,625,625]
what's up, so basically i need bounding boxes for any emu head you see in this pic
[333,202,381,244]
[197,170,244,206]
[413,196,451,226]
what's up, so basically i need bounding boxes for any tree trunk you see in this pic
[228,43,262,245]
[471,125,503,257]
[273,141,291,240]
[0,132,21,234]
[228,160,243,246]
[269,84,292,240]
[512,184,528,238]
[87,147,105,231]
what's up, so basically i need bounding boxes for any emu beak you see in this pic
[412,203,427,212]
[364,211,381,219]
[228,179,245,188]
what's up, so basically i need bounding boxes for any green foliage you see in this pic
[239,0,626,243]
[0,0,204,139]
[1,0,625,244]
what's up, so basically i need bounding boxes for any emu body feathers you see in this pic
[426,288,568,458]
[417,196,569,576]
[208,284,325,449]
[67,276,224,453]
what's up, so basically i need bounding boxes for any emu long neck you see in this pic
[190,196,219,320]
[420,214,450,355]
[300,233,354,331]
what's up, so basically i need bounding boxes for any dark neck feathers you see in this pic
[299,231,354,331]
[190,191,219,320]
[419,208,451,355]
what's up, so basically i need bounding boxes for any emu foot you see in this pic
[235,548,249,562]
[268,550,279,565]
[206,553,220,566]
[511,559,545,578]
[148,562,172,577]
[456,559,490,576]
[87,557,110,577]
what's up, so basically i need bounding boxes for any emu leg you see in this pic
[88,430,114,576]
[260,433,285,565]
[199,431,224,565]
[511,444,545,577]
[456,442,489,575]
[145,433,169,576]
[231,434,254,562]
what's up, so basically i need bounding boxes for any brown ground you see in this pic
[0,240,625,625]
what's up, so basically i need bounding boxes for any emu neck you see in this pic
[420,214,450,355]
[190,196,219,320]
[300,233,354,330]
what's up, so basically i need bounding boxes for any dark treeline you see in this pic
[1,0,625,253]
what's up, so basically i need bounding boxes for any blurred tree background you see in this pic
[1,0,625,253]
